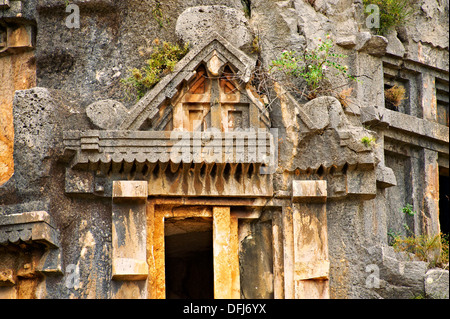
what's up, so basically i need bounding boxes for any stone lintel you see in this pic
[0,210,52,227]
[385,108,449,145]
[0,24,35,57]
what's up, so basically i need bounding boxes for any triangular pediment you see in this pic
[118,33,270,131]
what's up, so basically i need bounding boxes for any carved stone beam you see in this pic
[111,181,148,282]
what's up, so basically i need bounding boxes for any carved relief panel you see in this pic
[166,58,254,133]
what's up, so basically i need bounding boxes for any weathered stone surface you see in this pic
[356,32,388,57]
[0,0,36,21]
[175,5,253,52]
[239,218,274,299]
[212,206,232,299]
[112,182,148,283]
[112,181,147,201]
[250,0,307,68]
[292,180,327,202]
[300,97,331,132]
[363,245,429,299]
[336,35,357,48]
[293,0,331,48]
[293,200,329,298]
[403,0,449,70]
[361,105,390,129]
[425,268,449,299]
[86,100,128,130]
[385,30,406,58]
[287,95,376,172]
[3,88,64,198]
[0,269,15,287]
[0,211,62,276]
[0,49,36,186]
[376,165,397,188]
[0,211,59,247]
[0,0,448,301]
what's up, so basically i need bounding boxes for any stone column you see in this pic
[152,206,166,299]
[291,180,329,299]
[146,202,166,299]
[356,53,384,110]
[213,206,232,299]
[282,205,294,299]
[420,73,437,122]
[111,181,148,298]
[230,215,240,299]
[272,209,284,299]
[421,149,440,236]
[0,23,36,186]
[360,105,396,244]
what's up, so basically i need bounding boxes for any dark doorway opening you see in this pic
[439,173,449,236]
[164,217,214,299]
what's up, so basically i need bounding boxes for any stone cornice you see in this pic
[63,129,275,171]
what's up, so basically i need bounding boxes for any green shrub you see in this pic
[270,35,357,99]
[401,203,416,216]
[363,0,416,35]
[122,40,189,101]
[361,136,376,147]
[392,233,449,268]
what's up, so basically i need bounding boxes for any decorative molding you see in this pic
[0,211,62,275]
[63,130,275,168]
[63,130,275,198]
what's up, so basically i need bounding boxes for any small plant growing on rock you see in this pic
[361,136,376,147]
[392,233,448,268]
[122,40,189,101]
[401,203,416,216]
[384,84,406,109]
[336,87,354,108]
[363,0,416,36]
[270,34,357,100]
[152,0,169,28]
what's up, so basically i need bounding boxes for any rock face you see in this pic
[425,269,449,299]
[0,0,448,300]
[175,5,253,52]
[86,100,129,129]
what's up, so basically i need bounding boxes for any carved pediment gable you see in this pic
[63,33,276,198]
[118,33,269,132]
